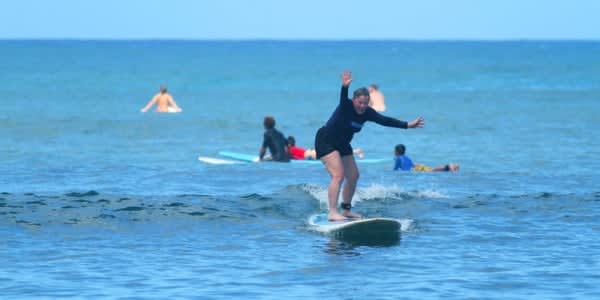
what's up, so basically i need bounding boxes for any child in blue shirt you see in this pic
[394,144,459,172]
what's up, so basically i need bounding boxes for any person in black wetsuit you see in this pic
[259,116,290,162]
[315,70,425,221]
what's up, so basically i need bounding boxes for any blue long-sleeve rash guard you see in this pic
[323,85,408,145]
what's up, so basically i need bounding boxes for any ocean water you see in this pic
[1,40,599,299]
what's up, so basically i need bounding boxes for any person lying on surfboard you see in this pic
[393,144,459,172]
[315,70,424,221]
[287,136,364,160]
[140,85,182,113]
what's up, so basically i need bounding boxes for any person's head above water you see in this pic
[263,116,276,130]
[395,144,406,156]
[368,84,379,93]
[352,87,370,115]
[287,136,296,146]
[159,85,168,94]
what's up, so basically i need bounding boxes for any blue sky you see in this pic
[2,0,599,39]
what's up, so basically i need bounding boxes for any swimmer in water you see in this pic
[141,86,182,113]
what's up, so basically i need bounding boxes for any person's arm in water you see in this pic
[259,147,267,161]
[259,132,269,161]
[167,95,182,112]
[393,157,403,170]
[140,95,158,112]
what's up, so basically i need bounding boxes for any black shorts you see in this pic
[314,127,353,159]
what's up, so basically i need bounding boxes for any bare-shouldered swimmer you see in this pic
[141,86,182,113]
[368,84,386,112]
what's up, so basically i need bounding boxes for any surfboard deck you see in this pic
[218,151,388,164]
[197,156,242,165]
[218,151,260,163]
[308,213,401,241]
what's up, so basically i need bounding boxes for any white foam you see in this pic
[411,189,448,199]
[355,183,404,201]
[302,183,448,207]
[301,184,329,210]
[397,218,415,232]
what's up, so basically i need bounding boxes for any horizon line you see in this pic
[1,37,600,42]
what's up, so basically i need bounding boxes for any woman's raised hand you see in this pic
[341,70,353,87]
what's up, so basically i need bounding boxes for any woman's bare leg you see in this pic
[341,155,362,218]
[321,151,347,221]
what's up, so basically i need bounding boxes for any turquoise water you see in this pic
[1,40,599,298]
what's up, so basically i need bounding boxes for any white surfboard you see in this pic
[197,156,242,165]
[167,106,181,113]
[217,151,260,163]
[308,213,401,242]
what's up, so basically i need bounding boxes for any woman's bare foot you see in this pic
[328,211,347,221]
[342,210,362,219]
